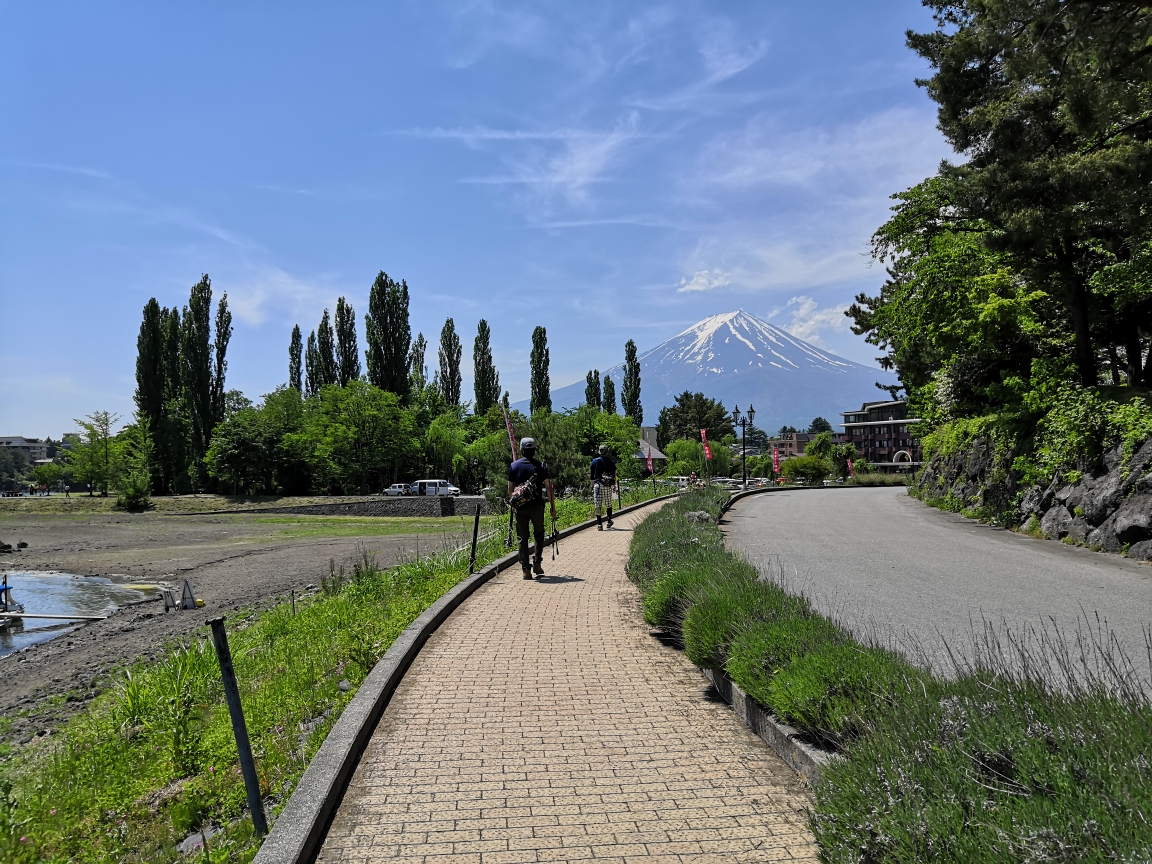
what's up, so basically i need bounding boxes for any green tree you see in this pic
[409,332,428,392]
[655,392,734,448]
[68,411,120,496]
[211,292,232,429]
[438,318,463,406]
[182,276,214,487]
[305,330,321,397]
[602,374,617,414]
[114,415,153,511]
[782,454,831,484]
[134,298,165,442]
[808,417,833,434]
[805,432,835,460]
[530,326,551,414]
[158,306,186,494]
[335,297,360,386]
[584,370,601,409]
[426,412,467,482]
[621,339,642,425]
[31,462,62,491]
[316,309,338,389]
[472,319,500,414]
[205,407,273,495]
[288,325,303,391]
[364,271,411,399]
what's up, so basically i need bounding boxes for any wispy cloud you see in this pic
[768,296,851,346]
[678,269,731,293]
[226,265,341,327]
[6,160,113,180]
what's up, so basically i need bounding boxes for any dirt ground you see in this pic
[0,507,476,750]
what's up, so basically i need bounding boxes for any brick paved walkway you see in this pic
[318,502,818,863]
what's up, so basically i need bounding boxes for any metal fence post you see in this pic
[207,616,269,837]
[468,504,481,574]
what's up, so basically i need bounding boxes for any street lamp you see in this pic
[732,404,755,490]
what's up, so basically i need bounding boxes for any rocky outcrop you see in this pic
[915,436,1018,518]
[1019,438,1152,560]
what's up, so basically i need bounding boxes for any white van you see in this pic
[411,479,460,497]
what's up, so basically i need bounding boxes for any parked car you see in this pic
[384,483,410,496]
[410,479,460,496]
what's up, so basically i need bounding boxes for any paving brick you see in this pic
[318,504,818,862]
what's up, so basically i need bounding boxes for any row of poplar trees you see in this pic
[135,275,232,493]
[288,270,507,411]
[581,339,643,424]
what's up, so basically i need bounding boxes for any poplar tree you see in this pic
[211,293,232,428]
[602,374,617,414]
[622,339,643,425]
[135,298,165,434]
[585,370,601,409]
[305,331,320,397]
[182,276,214,487]
[409,332,428,391]
[289,325,303,391]
[438,317,463,406]
[473,319,500,413]
[159,307,185,493]
[364,270,411,398]
[530,326,551,414]
[317,309,338,388]
[335,297,360,386]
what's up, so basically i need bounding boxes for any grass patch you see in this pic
[255,515,474,539]
[0,486,667,863]
[627,490,1152,861]
[846,473,910,487]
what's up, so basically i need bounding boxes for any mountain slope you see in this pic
[513,311,896,433]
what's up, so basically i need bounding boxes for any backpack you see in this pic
[509,462,542,508]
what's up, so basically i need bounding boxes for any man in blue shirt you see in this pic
[507,437,556,579]
[590,443,617,530]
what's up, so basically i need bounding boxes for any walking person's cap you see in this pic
[520,437,537,452]
[599,443,610,455]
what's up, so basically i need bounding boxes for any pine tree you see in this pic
[335,297,360,386]
[181,275,214,489]
[622,339,642,425]
[305,331,320,397]
[211,293,232,429]
[438,318,463,406]
[584,370,601,409]
[530,326,551,414]
[473,319,500,413]
[602,374,617,414]
[409,332,428,391]
[364,271,411,398]
[289,325,303,391]
[317,309,338,388]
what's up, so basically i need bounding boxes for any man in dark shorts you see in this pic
[590,443,617,530]
[507,437,557,579]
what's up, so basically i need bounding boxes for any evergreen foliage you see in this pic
[316,309,338,390]
[305,331,320,397]
[530,326,551,414]
[655,391,734,448]
[437,317,463,406]
[364,271,411,399]
[334,297,360,386]
[621,339,642,425]
[807,417,832,434]
[584,369,601,409]
[602,373,616,414]
[288,325,303,391]
[472,319,500,413]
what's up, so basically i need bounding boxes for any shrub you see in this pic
[726,616,846,706]
[681,575,806,669]
[767,642,920,748]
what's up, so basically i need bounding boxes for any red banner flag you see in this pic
[772,447,780,474]
[501,405,518,461]
[847,458,855,477]
[646,443,654,474]
[700,429,713,461]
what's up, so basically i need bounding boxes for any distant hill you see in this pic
[512,310,897,433]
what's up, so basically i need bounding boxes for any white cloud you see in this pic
[770,296,851,346]
[678,269,731,293]
[224,266,337,327]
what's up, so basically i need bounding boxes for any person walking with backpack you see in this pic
[591,443,616,530]
[507,437,557,579]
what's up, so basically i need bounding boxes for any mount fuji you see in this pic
[513,310,897,433]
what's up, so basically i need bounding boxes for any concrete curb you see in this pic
[701,668,838,787]
[253,492,678,864]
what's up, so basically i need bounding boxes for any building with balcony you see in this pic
[840,400,921,471]
[0,437,49,463]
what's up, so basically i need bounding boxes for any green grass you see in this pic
[255,514,477,539]
[0,485,667,863]
[627,490,1152,862]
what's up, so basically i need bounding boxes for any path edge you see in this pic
[253,492,678,864]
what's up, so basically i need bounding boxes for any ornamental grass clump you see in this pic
[725,615,848,708]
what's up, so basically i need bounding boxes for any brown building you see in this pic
[840,400,921,471]
[765,431,845,460]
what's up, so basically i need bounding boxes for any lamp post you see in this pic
[732,404,755,490]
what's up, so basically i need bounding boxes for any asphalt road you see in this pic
[723,487,1152,675]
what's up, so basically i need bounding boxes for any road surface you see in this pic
[723,487,1152,676]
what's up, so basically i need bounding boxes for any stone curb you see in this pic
[253,492,679,864]
[701,668,838,787]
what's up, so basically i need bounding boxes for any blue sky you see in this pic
[1,1,951,436]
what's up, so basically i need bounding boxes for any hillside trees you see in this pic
[473,320,500,413]
[622,339,642,424]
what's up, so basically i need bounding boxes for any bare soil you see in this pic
[0,508,472,750]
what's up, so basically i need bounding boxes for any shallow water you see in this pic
[0,571,148,656]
